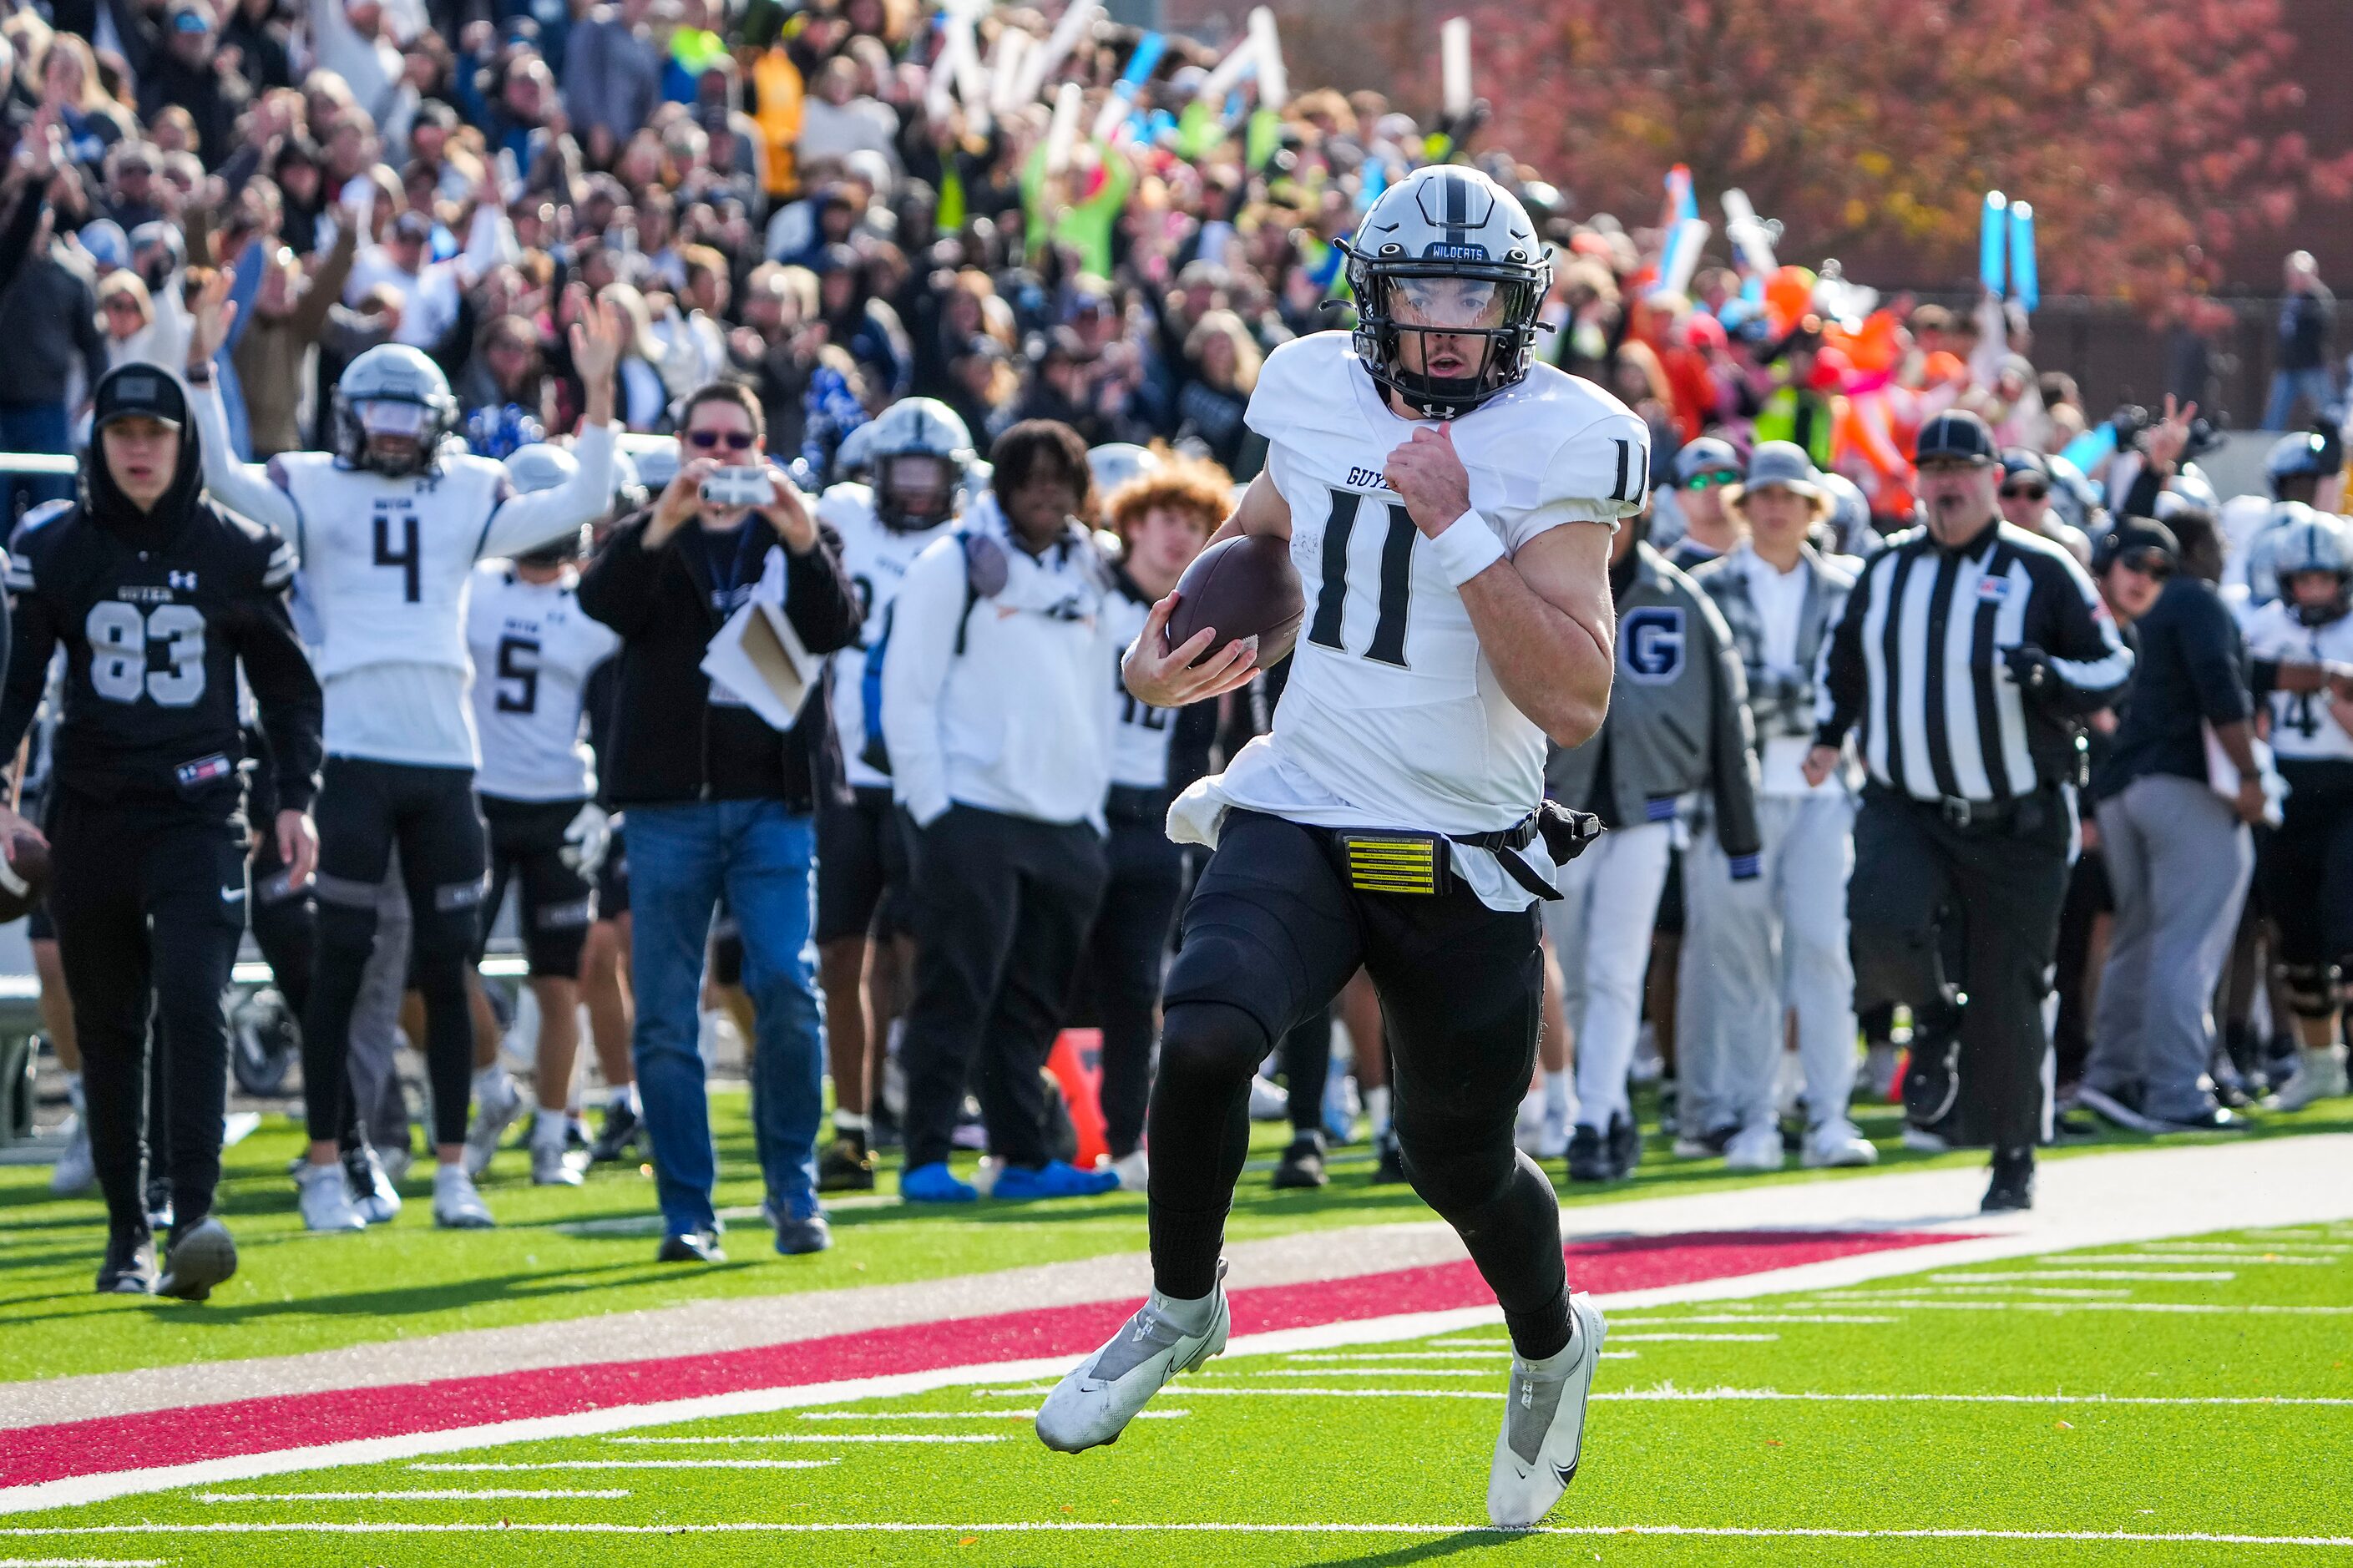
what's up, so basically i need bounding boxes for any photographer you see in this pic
[576,381,860,1263]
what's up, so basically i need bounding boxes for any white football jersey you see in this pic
[466,563,620,801]
[1175,331,1646,908]
[2242,599,2353,762]
[820,481,955,790]
[1104,577,1178,788]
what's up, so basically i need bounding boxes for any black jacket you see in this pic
[2094,576,2250,799]
[575,507,859,809]
[0,400,321,816]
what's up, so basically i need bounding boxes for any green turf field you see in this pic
[7,1220,2350,1565]
[6,1090,2351,1383]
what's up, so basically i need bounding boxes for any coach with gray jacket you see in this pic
[1543,507,1760,1182]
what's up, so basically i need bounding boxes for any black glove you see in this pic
[2002,642,2056,698]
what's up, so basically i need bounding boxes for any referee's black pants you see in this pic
[1850,787,2071,1151]
[898,805,1108,1171]
[46,789,247,1241]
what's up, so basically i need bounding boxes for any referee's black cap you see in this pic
[1914,409,1998,467]
[92,364,188,432]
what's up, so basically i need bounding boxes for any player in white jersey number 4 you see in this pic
[1034,167,1639,1527]
[185,272,625,1233]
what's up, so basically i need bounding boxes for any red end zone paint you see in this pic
[0,1229,1954,1487]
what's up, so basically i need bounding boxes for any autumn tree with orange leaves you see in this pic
[1470,0,2352,297]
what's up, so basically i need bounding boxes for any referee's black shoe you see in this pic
[96,1228,157,1294]
[1273,1131,1328,1189]
[1901,1032,1961,1130]
[1981,1146,2035,1212]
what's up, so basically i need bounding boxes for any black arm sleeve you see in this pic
[230,590,325,814]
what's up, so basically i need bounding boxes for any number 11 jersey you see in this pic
[1195,330,1647,844]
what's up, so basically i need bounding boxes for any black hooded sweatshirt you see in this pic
[0,400,322,816]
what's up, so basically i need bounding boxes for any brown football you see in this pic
[0,831,50,923]
[1162,534,1305,670]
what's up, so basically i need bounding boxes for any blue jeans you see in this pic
[2264,367,2338,431]
[0,401,73,520]
[626,799,824,1233]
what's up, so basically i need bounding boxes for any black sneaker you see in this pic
[1901,1032,1961,1129]
[97,1228,156,1294]
[655,1230,726,1264]
[589,1101,643,1163]
[1272,1132,1328,1190]
[1566,1124,1613,1183]
[817,1131,876,1192]
[1606,1112,1641,1178]
[144,1177,175,1234]
[1981,1146,2035,1212]
[1369,1131,1408,1185]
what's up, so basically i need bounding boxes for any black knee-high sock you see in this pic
[1146,1001,1266,1298]
[301,943,368,1146]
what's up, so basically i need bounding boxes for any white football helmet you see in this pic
[504,443,588,565]
[334,344,459,477]
[865,397,974,530]
[2270,511,2353,625]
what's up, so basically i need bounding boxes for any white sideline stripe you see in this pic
[409,1461,838,1472]
[1608,1314,1895,1325]
[197,1490,629,1502]
[3,1522,2350,1547]
[1931,1271,2234,1282]
[607,1435,1003,1445]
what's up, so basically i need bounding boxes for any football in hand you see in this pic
[0,831,50,923]
[1162,534,1305,670]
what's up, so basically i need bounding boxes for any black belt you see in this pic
[1872,782,2054,834]
[1106,784,1171,823]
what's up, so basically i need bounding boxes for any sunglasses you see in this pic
[685,428,757,451]
[1683,471,1739,490]
[2001,482,2049,501]
[2117,547,2173,579]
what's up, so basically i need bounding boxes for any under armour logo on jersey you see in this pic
[167,569,198,591]
[1621,607,1687,684]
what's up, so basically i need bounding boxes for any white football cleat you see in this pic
[344,1144,403,1224]
[2270,1044,2350,1111]
[1723,1120,1785,1172]
[463,1068,524,1178]
[1036,1263,1228,1454]
[296,1161,368,1232]
[433,1165,496,1229]
[1488,1292,1608,1527]
[1801,1115,1878,1169]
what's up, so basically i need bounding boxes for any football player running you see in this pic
[183,272,624,1233]
[812,397,971,1187]
[1034,167,1642,1528]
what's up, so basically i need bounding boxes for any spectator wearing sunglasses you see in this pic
[576,380,862,1263]
[1662,436,1744,573]
[2082,510,2262,1136]
[2000,449,2093,571]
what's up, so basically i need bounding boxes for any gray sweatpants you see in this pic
[2087,773,2253,1122]
[1682,791,1860,1133]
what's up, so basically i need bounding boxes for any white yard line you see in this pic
[1606,1314,1896,1325]
[1934,1270,2235,1282]
[407,1460,838,1472]
[3,1521,2349,1547]
[792,1410,1189,1421]
[606,1435,1002,1444]
[2071,1254,2335,1266]
[1778,1299,2353,1315]
[0,1558,170,1565]
[972,1384,2353,1407]
[196,1490,628,1502]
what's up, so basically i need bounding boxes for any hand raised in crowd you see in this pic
[185,266,239,377]
[1383,422,1474,536]
[568,295,625,426]
[1122,592,1259,710]
[2141,394,2198,474]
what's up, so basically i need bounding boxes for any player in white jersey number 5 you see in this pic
[185,272,625,1234]
[1035,167,1642,1526]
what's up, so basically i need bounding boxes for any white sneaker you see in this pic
[1723,1120,1785,1172]
[1488,1292,1608,1526]
[1036,1263,1229,1454]
[462,1069,524,1178]
[530,1138,584,1186]
[49,1111,94,1196]
[433,1165,496,1229]
[1801,1115,1878,1169]
[2270,1044,2350,1111]
[1110,1148,1150,1192]
[344,1145,402,1224]
[1247,1075,1288,1121]
[296,1161,368,1232]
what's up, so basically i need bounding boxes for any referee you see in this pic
[1806,410,2133,1211]
[0,363,323,1295]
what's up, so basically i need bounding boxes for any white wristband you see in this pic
[1429,509,1506,586]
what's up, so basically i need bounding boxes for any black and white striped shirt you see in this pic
[1815,519,2133,803]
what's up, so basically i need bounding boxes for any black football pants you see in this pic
[1148,811,1571,1359]
[46,791,246,1240]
